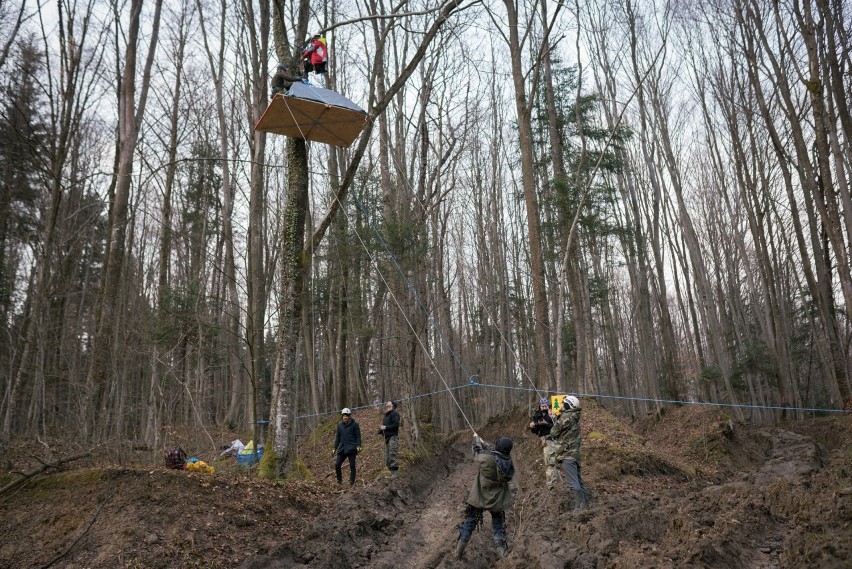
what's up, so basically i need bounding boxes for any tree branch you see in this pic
[320,1,480,35]
[305,0,476,255]
[0,451,92,497]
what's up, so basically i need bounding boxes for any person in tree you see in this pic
[270,63,300,97]
[454,434,514,559]
[302,33,328,82]
[529,397,559,489]
[379,400,401,478]
[300,37,314,77]
[333,408,362,487]
[549,395,589,510]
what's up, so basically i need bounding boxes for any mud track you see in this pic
[242,417,850,569]
[3,408,846,568]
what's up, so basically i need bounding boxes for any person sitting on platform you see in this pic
[271,63,300,97]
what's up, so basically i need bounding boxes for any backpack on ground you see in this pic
[164,447,187,469]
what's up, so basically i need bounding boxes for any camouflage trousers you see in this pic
[543,439,561,488]
[384,435,399,471]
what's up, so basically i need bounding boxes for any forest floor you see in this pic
[1,401,850,569]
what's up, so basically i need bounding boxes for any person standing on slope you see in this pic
[333,408,362,487]
[529,397,558,489]
[379,400,401,478]
[549,395,589,510]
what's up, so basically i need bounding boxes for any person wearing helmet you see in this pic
[301,33,328,84]
[333,408,362,487]
[549,395,589,510]
[379,401,401,478]
[530,397,559,489]
[454,434,514,559]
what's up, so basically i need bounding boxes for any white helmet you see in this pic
[341,408,352,415]
[562,395,580,410]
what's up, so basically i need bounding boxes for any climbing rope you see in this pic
[281,95,479,433]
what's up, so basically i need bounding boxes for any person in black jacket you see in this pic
[333,408,362,486]
[379,401,401,478]
[529,397,554,438]
[529,397,559,488]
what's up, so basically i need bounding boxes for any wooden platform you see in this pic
[255,86,367,147]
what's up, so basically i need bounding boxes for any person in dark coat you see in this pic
[379,400,401,478]
[333,408,362,486]
[530,397,559,488]
[270,63,300,97]
[455,434,514,559]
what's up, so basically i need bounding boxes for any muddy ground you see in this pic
[1,403,850,569]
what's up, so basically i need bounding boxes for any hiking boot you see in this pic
[391,469,398,479]
[496,543,508,558]
[455,539,467,559]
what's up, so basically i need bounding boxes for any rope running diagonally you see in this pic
[277,81,479,433]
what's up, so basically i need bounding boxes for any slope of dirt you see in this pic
[1,403,850,569]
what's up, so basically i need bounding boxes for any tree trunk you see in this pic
[502,0,553,388]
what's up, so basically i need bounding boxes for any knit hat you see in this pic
[495,437,513,454]
[538,397,549,405]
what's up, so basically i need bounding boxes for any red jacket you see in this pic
[303,37,327,65]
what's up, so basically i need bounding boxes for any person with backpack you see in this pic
[454,434,514,559]
[379,400,400,478]
[549,395,589,510]
[333,408,362,487]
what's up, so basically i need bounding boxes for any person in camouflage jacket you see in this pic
[454,434,514,559]
[549,395,589,510]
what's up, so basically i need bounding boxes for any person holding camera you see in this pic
[529,397,558,488]
[378,400,400,478]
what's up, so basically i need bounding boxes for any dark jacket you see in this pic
[530,408,554,437]
[466,437,514,512]
[382,409,400,439]
[334,419,362,455]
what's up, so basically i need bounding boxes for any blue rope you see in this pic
[295,381,851,420]
[296,384,469,419]
[472,382,852,414]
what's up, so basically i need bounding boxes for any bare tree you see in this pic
[84,0,164,439]
[265,0,469,477]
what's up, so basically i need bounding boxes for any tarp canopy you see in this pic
[255,82,367,147]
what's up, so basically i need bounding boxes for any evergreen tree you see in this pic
[0,36,46,326]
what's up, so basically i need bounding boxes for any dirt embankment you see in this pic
[1,405,850,569]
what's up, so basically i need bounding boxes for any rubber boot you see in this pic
[455,539,468,559]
